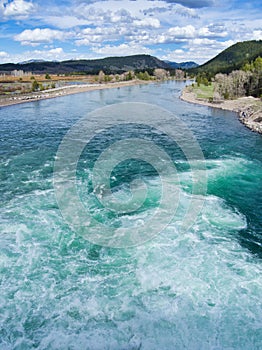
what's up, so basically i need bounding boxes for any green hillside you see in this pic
[0,54,171,75]
[192,40,262,75]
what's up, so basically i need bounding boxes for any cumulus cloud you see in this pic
[189,38,234,47]
[187,39,235,62]
[242,30,262,41]
[2,0,34,17]
[73,5,109,24]
[198,26,227,38]
[252,30,262,40]
[92,43,154,57]
[73,5,133,26]
[48,47,63,55]
[110,9,133,23]
[161,39,235,64]
[168,25,196,38]
[1,0,261,65]
[0,47,72,63]
[133,18,160,28]
[0,51,8,57]
[14,28,68,46]
[161,49,187,62]
[29,47,65,60]
[173,4,199,18]
[75,26,126,45]
[128,24,197,45]
[22,48,71,62]
[189,38,218,46]
[42,16,90,29]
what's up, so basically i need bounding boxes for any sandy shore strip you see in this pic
[180,86,262,134]
[0,80,151,108]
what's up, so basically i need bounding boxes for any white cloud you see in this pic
[161,49,188,62]
[2,0,34,17]
[168,25,196,38]
[1,0,261,65]
[198,26,227,38]
[252,30,262,40]
[0,51,8,57]
[14,28,68,46]
[74,0,141,20]
[110,9,133,23]
[73,4,101,21]
[22,47,66,61]
[186,38,236,62]
[48,47,63,55]
[128,24,197,46]
[173,4,199,18]
[92,43,154,57]
[0,47,79,63]
[242,30,262,41]
[189,38,217,46]
[133,18,160,28]
[189,38,234,47]
[42,16,90,29]
[75,26,126,46]
[161,38,236,64]
[75,36,104,45]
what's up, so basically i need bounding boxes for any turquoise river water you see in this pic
[0,81,262,349]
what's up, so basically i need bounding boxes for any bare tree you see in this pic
[153,68,169,80]
[98,70,105,83]
[175,69,185,80]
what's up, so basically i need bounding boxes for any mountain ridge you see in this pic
[0,54,171,74]
[2,41,261,76]
[164,61,199,69]
[191,40,262,75]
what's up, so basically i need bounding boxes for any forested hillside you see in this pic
[191,40,262,75]
[0,55,171,75]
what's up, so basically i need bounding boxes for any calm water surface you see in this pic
[0,81,262,349]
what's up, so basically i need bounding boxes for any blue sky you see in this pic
[0,0,261,64]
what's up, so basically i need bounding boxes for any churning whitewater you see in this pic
[0,81,261,349]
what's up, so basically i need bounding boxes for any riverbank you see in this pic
[180,85,262,134]
[0,80,150,108]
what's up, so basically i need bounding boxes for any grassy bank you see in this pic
[189,83,214,99]
[181,85,262,134]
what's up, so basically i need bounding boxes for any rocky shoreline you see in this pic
[238,108,262,134]
[180,86,262,135]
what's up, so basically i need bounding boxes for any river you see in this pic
[0,81,262,349]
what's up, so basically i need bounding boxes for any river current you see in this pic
[0,81,262,349]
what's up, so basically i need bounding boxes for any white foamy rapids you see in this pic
[0,159,261,349]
